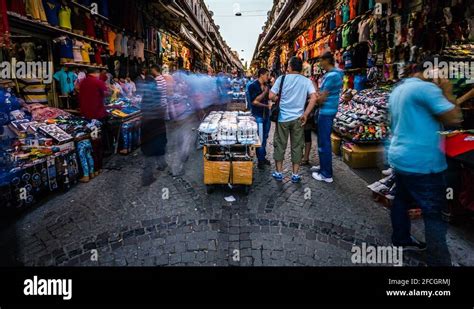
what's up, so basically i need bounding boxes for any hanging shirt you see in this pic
[84,14,96,38]
[21,42,36,61]
[342,25,351,48]
[121,35,129,57]
[107,30,116,55]
[53,68,77,95]
[42,0,60,26]
[342,4,350,23]
[127,37,136,58]
[136,39,145,61]
[81,42,92,63]
[26,0,47,21]
[114,32,123,56]
[56,36,74,61]
[58,5,72,29]
[88,44,96,64]
[358,18,371,42]
[335,7,343,26]
[73,40,83,63]
[71,7,86,32]
[95,45,104,65]
[350,0,358,19]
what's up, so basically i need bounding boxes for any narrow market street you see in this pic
[2,112,474,267]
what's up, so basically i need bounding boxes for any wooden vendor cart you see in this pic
[202,140,260,195]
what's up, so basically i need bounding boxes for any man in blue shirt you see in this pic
[270,57,317,183]
[387,60,462,265]
[247,68,271,169]
[303,52,343,183]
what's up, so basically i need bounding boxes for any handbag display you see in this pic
[270,75,286,123]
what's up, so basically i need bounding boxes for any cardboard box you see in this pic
[203,159,253,185]
[342,144,384,169]
[331,133,342,155]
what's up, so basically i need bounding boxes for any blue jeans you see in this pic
[77,139,95,177]
[317,114,335,178]
[391,171,451,266]
[255,116,271,162]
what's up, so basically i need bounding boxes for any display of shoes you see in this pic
[334,88,391,143]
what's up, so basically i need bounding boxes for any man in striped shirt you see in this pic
[151,65,168,114]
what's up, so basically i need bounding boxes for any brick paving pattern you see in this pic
[1,112,473,267]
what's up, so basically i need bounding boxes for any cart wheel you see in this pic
[243,185,250,195]
[206,185,214,194]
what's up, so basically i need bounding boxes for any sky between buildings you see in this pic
[204,0,273,67]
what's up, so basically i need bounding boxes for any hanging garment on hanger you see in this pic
[42,0,60,26]
[26,0,47,22]
[58,5,71,29]
[72,40,84,63]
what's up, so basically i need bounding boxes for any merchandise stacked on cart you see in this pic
[198,111,258,146]
[333,87,391,143]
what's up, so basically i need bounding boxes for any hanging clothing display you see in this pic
[53,68,77,95]
[72,40,83,63]
[25,0,47,22]
[42,0,60,26]
[58,5,71,30]
[81,41,92,64]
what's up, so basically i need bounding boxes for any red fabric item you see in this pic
[335,7,342,27]
[95,45,104,65]
[329,33,337,51]
[84,15,96,38]
[79,75,108,120]
[442,133,474,158]
[8,0,26,15]
[350,0,358,20]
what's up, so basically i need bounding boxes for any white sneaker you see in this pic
[382,167,393,176]
[312,172,334,183]
[310,165,320,172]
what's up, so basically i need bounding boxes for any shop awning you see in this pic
[290,0,321,31]
[180,24,203,52]
[204,41,213,53]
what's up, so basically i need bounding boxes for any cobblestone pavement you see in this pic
[1,113,474,267]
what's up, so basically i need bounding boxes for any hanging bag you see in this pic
[270,75,286,123]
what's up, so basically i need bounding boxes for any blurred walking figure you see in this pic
[388,58,463,265]
[137,65,168,186]
[269,56,317,183]
[166,70,199,177]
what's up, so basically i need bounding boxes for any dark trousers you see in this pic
[317,114,336,178]
[391,171,452,266]
[255,115,271,162]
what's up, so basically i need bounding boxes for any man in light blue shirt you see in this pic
[387,60,462,266]
[269,56,317,183]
